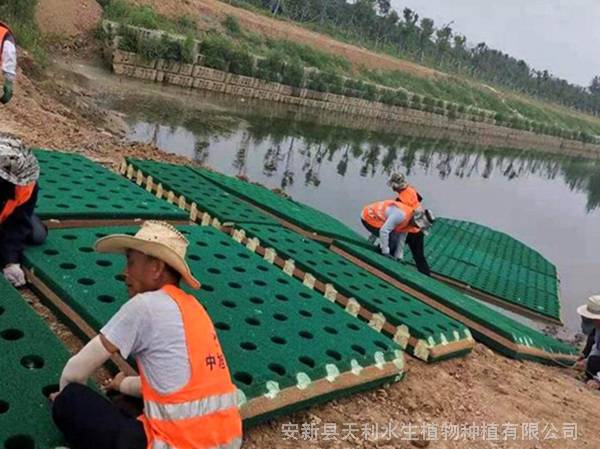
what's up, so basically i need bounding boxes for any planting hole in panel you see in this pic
[4,435,35,449]
[20,355,45,370]
[0,329,24,341]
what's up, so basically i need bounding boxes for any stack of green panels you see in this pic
[238,223,473,362]
[333,240,576,364]
[24,226,404,425]
[34,149,188,221]
[192,166,366,243]
[127,158,279,226]
[407,218,561,321]
[0,277,70,449]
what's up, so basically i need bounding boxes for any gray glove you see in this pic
[4,263,26,287]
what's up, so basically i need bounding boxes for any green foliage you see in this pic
[306,71,328,92]
[177,15,198,34]
[181,34,196,64]
[137,35,166,61]
[223,15,241,36]
[0,0,46,64]
[228,48,255,76]
[256,52,285,82]
[199,33,235,71]
[281,60,305,87]
[117,26,138,52]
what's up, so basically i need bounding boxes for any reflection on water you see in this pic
[111,93,600,333]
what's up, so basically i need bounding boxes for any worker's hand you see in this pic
[3,263,26,287]
[586,378,600,390]
[49,392,60,402]
[0,80,13,105]
[103,372,126,393]
[574,357,586,370]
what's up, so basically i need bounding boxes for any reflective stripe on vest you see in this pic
[139,284,242,449]
[152,437,242,449]
[361,200,414,233]
[0,183,35,223]
[144,391,237,421]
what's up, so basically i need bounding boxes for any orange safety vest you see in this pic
[138,284,242,449]
[396,185,420,209]
[0,182,35,223]
[0,22,14,65]
[361,200,416,233]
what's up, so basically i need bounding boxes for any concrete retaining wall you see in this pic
[109,48,600,159]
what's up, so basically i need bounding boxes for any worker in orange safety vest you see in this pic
[387,172,432,275]
[0,134,47,287]
[0,21,16,104]
[50,221,242,449]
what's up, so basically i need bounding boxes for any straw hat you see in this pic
[95,221,201,290]
[0,134,40,186]
[577,295,600,320]
[387,173,408,191]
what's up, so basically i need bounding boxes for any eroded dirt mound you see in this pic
[35,0,102,38]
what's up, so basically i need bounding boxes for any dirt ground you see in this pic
[1,5,600,447]
[36,0,102,39]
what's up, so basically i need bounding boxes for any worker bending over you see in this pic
[0,134,47,286]
[51,221,242,449]
[388,172,431,275]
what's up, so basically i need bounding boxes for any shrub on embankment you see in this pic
[99,1,600,145]
[0,0,46,64]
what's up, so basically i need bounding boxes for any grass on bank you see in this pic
[99,0,600,137]
[0,0,46,65]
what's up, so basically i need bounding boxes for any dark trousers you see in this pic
[406,232,431,276]
[586,355,600,380]
[53,383,147,449]
[362,219,431,276]
[0,184,47,265]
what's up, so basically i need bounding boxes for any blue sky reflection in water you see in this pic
[124,107,600,333]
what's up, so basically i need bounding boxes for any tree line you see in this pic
[237,0,600,118]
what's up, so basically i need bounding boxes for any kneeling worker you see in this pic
[50,221,242,449]
[0,134,47,287]
[361,198,434,275]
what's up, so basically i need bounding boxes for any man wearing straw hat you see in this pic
[576,295,600,389]
[50,221,243,449]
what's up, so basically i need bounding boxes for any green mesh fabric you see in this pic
[24,226,404,424]
[334,240,576,364]
[404,218,560,321]
[238,223,472,361]
[126,158,280,225]
[192,166,366,243]
[0,277,70,449]
[33,149,187,221]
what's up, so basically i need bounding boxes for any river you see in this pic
[88,67,600,335]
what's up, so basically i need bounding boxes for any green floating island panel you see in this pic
[24,225,404,425]
[0,277,70,449]
[33,149,188,221]
[239,223,473,362]
[127,158,280,226]
[333,240,577,364]
[192,166,366,244]
[405,218,561,322]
